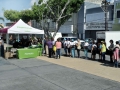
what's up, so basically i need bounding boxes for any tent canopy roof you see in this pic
[0,19,44,34]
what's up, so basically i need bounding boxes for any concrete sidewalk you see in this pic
[37,56,120,82]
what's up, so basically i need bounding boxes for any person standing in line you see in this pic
[113,41,120,68]
[63,38,68,56]
[70,39,75,58]
[45,38,48,56]
[84,40,89,59]
[91,42,97,60]
[98,43,102,60]
[0,40,4,57]
[101,41,106,62]
[55,38,62,59]
[67,39,71,57]
[51,37,56,57]
[1,37,4,57]
[108,40,114,63]
[76,39,81,58]
[47,38,53,58]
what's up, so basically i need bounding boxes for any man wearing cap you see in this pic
[108,40,114,63]
[101,41,106,62]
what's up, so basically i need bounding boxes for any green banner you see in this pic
[17,48,42,59]
[112,2,120,31]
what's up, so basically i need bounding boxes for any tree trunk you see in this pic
[53,21,59,38]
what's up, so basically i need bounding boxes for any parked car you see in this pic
[80,40,85,49]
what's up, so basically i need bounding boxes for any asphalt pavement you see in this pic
[0,56,120,90]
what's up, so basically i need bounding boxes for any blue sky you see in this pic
[0,0,39,24]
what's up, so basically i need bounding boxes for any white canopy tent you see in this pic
[0,19,44,52]
[7,19,44,34]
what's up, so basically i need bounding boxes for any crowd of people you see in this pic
[44,38,62,59]
[9,35,43,48]
[0,35,120,68]
[83,39,120,68]
[44,37,120,68]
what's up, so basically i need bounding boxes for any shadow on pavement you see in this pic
[62,54,119,68]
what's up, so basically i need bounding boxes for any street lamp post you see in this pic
[101,0,110,31]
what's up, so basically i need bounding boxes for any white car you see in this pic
[80,40,85,49]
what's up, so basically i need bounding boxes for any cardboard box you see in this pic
[5,52,12,59]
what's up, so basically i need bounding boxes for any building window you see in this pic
[117,10,120,18]
[62,34,68,37]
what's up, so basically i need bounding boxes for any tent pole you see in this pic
[18,34,19,42]
[42,34,44,55]
[6,34,9,52]
[6,34,9,45]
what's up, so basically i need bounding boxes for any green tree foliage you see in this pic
[4,9,34,23]
[46,0,84,28]
[20,9,34,23]
[4,10,20,22]
[32,2,51,37]
[32,0,84,37]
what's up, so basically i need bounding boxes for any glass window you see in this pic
[117,10,120,18]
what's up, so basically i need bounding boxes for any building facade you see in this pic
[31,13,78,37]
[78,0,115,40]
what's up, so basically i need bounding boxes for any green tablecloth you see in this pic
[17,48,42,59]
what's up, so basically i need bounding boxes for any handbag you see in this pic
[53,46,56,51]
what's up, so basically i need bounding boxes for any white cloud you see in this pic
[28,8,32,10]
[110,0,114,3]
[31,0,39,6]
[30,0,48,6]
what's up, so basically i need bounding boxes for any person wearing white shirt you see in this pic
[70,39,75,58]
[84,40,89,59]
[76,39,81,58]
[67,39,71,56]
[63,38,68,56]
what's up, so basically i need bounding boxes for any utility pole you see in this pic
[101,0,110,31]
